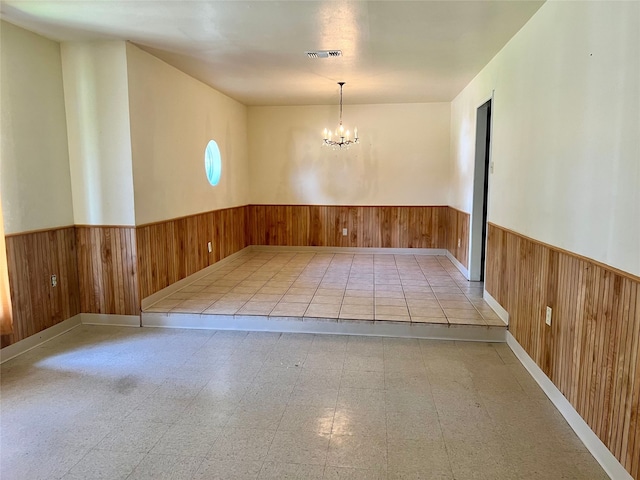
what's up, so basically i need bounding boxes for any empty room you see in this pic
[0,1,638,479]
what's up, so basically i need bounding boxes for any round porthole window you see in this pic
[204,140,222,186]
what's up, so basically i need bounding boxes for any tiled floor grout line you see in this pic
[265,251,317,317]
[418,256,452,327]
[391,253,410,321]
[301,252,335,318]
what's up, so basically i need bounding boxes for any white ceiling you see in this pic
[0,0,544,105]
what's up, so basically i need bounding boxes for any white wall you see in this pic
[450,1,640,276]
[61,41,136,226]
[0,21,74,234]
[126,43,250,225]
[248,103,450,205]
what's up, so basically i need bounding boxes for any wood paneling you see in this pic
[248,205,448,250]
[2,227,80,348]
[136,206,249,299]
[486,222,640,478]
[76,226,140,315]
[1,204,467,347]
[446,207,470,269]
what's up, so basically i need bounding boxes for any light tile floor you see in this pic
[0,326,606,479]
[146,252,505,326]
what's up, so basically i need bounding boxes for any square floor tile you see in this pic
[375,305,409,316]
[270,302,309,317]
[227,403,287,430]
[332,408,387,437]
[258,462,324,479]
[411,316,448,324]
[209,428,276,462]
[323,466,387,479]
[204,302,247,314]
[341,370,385,390]
[278,404,335,434]
[237,301,277,315]
[151,423,223,456]
[305,304,341,318]
[192,458,263,480]
[290,385,340,407]
[65,449,145,480]
[327,434,387,470]
[387,438,452,477]
[266,430,330,465]
[97,421,170,453]
[127,453,204,480]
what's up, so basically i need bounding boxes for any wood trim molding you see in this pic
[3,224,76,238]
[447,205,470,215]
[487,222,640,282]
[136,205,250,228]
[74,224,136,229]
[250,203,449,208]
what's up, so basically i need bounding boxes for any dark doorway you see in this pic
[469,99,492,281]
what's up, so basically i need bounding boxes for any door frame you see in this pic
[468,92,495,282]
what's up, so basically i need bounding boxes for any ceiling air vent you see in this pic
[306,50,342,59]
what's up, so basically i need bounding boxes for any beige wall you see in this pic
[450,1,640,276]
[248,103,450,206]
[126,43,250,226]
[0,21,74,234]
[61,41,136,226]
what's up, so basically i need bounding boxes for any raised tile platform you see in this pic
[142,250,507,341]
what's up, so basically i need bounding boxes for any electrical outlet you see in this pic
[490,161,494,173]
[545,306,552,326]
[207,241,212,253]
[342,228,348,236]
[457,238,461,248]
[51,275,57,287]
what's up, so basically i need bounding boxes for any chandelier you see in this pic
[323,82,359,149]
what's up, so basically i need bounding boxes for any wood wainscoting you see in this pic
[136,206,249,299]
[2,204,470,347]
[76,226,140,315]
[2,226,80,347]
[248,205,449,250]
[446,207,470,269]
[485,222,640,478]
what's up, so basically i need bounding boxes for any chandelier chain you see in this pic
[339,82,344,126]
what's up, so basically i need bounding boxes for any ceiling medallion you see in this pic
[323,82,359,149]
